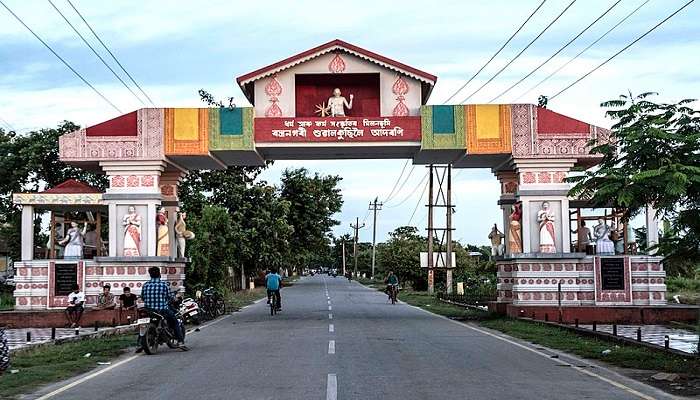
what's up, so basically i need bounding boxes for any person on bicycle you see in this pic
[266,268,282,311]
[141,266,185,348]
[384,270,399,300]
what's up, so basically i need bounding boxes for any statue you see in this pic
[593,218,615,255]
[488,224,505,257]
[122,206,141,257]
[174,212,195,259]
[537,201,556,253]
[508,203,522,253]
[61,221,87,259]
[156,207,170,257]
[328,88,353,117]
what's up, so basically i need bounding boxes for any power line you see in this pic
[386,171,428,208]
[0,0,122,113]
[407,179,429,226]
[47,0,146,106]
[65,0,156,106]
[550,0,694,101]
[381,159,409,203]
[488,0,622,103]
[513,0,651,102]
[441,0,548,104]
[460,0,577,104]
[385,165,416,203]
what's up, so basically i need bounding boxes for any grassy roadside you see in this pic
[0,334,134,399]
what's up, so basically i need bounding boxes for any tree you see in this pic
[569,92,700,267]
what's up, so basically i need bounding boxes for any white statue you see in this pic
[122,206,141,257]
[488,224,505,257]
[175,212,195,259]
[61,221,87,259]
[594,218,615,255]
[537,201,556,253]
[328,88,353,117]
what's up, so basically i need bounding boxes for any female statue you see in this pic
[594,218,615,255]
[537,201,556,253]
[122,206,141,257]
[61,221,87,259]
[508,203,522,253]
[156,207,170,257]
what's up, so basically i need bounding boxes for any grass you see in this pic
[0,334,135,398]
[0,290,13,311]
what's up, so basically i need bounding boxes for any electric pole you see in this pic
[350,217,365,276]
[368,197,383,279]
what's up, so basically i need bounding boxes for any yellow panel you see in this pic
[475,105,501,139]
[173,108,199,141]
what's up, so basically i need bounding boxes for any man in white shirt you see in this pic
[65,284,85,327]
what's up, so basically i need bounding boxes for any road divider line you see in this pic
[327,373,337,400]
[329,324,334,333]
[328,340,335,354]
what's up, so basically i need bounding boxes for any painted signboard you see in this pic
[254,116,421,142]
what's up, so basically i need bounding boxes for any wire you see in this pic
[441,0,548,104]
[65,0,156,106]
[386,171,428,208]
[513,0,651,102]
[381,159,409,203]
[47,0,146,106]
[460,0,577,104]
[385,165,416,203]
[0,0,122,113]
[407,179,429,226]
[488,0,622,103]
[549,0,694,101]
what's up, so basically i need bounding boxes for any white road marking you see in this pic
[405,303,659,400]
[329,324,334,333]
[328,305,332,311]
[328,340,335,354]
[326,373,337,400]
[329,313,333,320]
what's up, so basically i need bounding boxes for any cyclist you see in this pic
[384,270,399,301]
[141,266,186,349]
[266,268,282,311]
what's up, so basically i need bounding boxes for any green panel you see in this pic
[420,105,466,150]
[209,107,254,151]
[432,105,455,134]
[220,108,243,135]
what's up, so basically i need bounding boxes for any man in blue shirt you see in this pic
[141,266,185,346]
[266,268,282,311]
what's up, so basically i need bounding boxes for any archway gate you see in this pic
[13,39,665,313]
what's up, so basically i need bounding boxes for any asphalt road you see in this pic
[29,276,674,400]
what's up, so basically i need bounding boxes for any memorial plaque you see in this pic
[600,258,625,290]
[55,263,78,296]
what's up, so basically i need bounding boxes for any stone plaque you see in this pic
[55,263,78,296]
[600,257,625,291]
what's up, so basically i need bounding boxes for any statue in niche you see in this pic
[122,206,141,257]
[594,218,615,255]
[61,221,88,259]
[328,88,353,117]
[508,203,522,253]
[488,224,505,257]
[537,201,556,253]
[175,212,195,259]
[156,207,170,257]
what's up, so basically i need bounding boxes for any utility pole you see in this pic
[368,197,383,279]
[350,217,365,276]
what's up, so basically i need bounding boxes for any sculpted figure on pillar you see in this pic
[508,203,522,254]
[175,212,195,259]
[328,88,353,117]
[156,207,170,257]
[537,201,556,253]
[488,224,505,257]
[122,206,141,257]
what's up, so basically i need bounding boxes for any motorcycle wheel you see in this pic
[142,326,159,355]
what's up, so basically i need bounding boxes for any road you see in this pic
[30,276,673,400]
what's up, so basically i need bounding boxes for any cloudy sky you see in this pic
[1,0,698,245]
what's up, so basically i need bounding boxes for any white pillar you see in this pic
[646,205,659,254]
[21,205,34,261]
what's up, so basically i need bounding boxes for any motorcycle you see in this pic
[179,297,201,325]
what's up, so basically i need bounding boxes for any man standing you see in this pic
[265,268,282,311]
[65,284,85,327]
[141,267,185,348]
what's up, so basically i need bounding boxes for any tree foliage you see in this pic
[569,93,700,267]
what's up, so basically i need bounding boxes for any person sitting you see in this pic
[94,284,116,310]
[119,287,138,310]
[65,284,85,328]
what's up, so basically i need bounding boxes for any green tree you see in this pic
[568,93,700,270]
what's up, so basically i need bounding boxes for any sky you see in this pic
[0,0,698,246]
